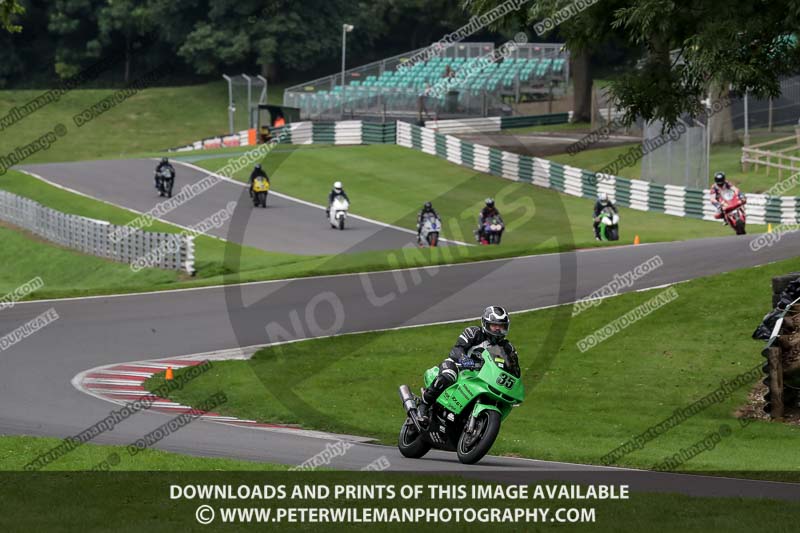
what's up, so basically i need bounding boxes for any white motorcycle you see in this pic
[329,196,349,230]
[418,213,442,247]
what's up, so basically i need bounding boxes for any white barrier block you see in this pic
[445,135,462,165]
[421,127,436,155]
[532,158,550,188]
[628,179,650,212]
[562,166,583,197]
[473,144,490,173]
[502,151,520,181]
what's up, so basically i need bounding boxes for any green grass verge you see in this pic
[0,81,288,165]
[148,255,800,477]
[0,435,287,471]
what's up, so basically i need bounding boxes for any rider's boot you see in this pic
[416,399,430,422]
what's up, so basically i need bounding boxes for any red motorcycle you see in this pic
[714,187,747,235]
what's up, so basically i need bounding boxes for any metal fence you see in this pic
[640,116,709,191]
[283,42,569,121]
[0,190,194,273]
[223,74,268,135]
[732,76,800,135]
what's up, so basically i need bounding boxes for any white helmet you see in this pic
[598,192,609,203]
[333,181,343,192]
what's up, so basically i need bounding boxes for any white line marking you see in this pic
[171,159,472,246]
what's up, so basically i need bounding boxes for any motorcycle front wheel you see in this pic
[457,410,501,464]
[398,418,431,459]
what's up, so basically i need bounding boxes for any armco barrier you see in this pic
[424,113,570,134]
[172,129,255,152]
[0,190,194,273]
[170,113,568,150]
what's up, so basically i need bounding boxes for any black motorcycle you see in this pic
[156,167,175,198]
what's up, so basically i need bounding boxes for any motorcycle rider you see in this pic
[248,164,269,198]
[417,306,520,422]
[326,181,350,216]
[154,157,175,190]
[477,198,503,243]
[593,192,618,240]
[417,201,440,242]
[709,171,745,225]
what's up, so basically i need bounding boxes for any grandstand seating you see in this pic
[284,43,568,119]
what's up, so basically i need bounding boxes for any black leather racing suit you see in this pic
[154,162,175,189]
[417,207,440,238]
[421,325,521,406]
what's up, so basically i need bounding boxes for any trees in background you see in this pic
[467,0,800,142]
[0,0,24,33]
[5,0,800,144]
[0,0,479,86]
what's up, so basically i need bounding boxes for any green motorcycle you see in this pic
[398,346,524,465]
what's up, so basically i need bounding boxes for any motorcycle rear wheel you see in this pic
[398,418,431,459]
[457,410,501,465]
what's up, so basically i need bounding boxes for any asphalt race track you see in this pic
[3,201,800,501]
[20,158,417,254]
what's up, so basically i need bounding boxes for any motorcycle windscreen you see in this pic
[477,348,524,403]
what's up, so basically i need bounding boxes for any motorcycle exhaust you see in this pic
[398,385,416,413]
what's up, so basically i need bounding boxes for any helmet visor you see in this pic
[485,320,509,337]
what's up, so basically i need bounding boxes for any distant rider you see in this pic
[417,306,520,422]
[417,201,440,242]
[248,164,269,197]
[709,171,745,225]
[327,181,350,216]
[593,192,618,240]
[154,157,175,189]
[477,198,503,243]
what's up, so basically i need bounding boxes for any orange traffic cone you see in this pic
[633,235,640,245]
[165,366,174,381]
